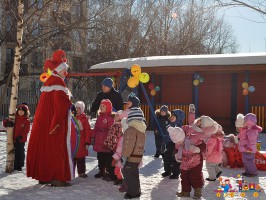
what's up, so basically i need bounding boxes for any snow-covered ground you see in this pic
[1,128,266,200]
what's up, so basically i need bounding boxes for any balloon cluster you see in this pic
[242,82,255,96]
[148,83,160,96]
[193,73,204,86]
[40,68,52,82]
[127,64,150,88]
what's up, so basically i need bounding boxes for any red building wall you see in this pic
[159,74,193,104]
[198,73,232,126]
[138,71,265,131]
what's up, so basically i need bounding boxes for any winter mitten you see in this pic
[189,145,200,153]
[15,136,23,143]
[71,104,77,116]
[189,104,196,114]
[6,119,15,127]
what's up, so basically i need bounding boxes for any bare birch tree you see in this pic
[5,0,24,173]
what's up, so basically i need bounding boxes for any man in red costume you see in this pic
[27,50,74,187]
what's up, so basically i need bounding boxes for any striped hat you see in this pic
[127,107,145,123]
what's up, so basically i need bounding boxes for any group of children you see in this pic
[71,93,145,199]
[153,104,262,199]
[3,96,262,199]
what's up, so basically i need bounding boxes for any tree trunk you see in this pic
[5,0,24,173]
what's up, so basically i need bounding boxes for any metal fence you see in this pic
[0,87,97,120]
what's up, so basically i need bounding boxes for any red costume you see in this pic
[27,50,73,183]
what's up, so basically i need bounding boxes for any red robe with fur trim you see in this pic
[27,75,73,182]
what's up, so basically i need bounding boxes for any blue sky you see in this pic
[221,6,266,53]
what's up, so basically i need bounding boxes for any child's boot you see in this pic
[79,173,88,178]
[176,191,190,197]
[193,188,202,199]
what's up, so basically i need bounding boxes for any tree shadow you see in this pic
[140,157,163,177]
[150,176,181,200]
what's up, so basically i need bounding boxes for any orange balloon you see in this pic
[40,73,50,82]
[150,89,156,96]
[242,89,249,96]
[127,76,139,88]
[131,64,141,77]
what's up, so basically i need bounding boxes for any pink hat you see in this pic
[100,99,113,113]
[244,113,257,124]
[116,110,129,120]
[168,127,185,144]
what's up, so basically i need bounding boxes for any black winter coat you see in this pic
[153,109,171,141]
[90,88,124,114]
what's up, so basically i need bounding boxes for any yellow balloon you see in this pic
[193,79,199,86]
[131,64,141,77]
[127,76,139,88]
[150,89,156,96]
[40,72,51,82]
[242,82,248,89]
[139,73,150,83]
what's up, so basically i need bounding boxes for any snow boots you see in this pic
[176,191,190,197]
[193,188,202,199]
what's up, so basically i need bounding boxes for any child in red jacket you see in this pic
[71,101,91,178]
[14,104,30,171]
[91,99,114,179]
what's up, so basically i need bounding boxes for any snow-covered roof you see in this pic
[90,52,266,70]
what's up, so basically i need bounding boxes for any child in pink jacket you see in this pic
[238,113,262,177]
[171,115,218,199]
[104,110,129,183]
[205,124,224,181]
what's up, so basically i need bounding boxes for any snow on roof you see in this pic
[90,52,266,70]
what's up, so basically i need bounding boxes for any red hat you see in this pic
[17,104,30,116]
[100,99,112,113]
[17,104,29,113]
[43,49,69,73]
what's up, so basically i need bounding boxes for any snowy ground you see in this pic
[1,128,266,200]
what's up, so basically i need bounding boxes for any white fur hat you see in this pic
[217,124,223,132]
[201,116,215,128]
[167,127,185,144]
[75,101,85,113]
[235,113,244,128]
